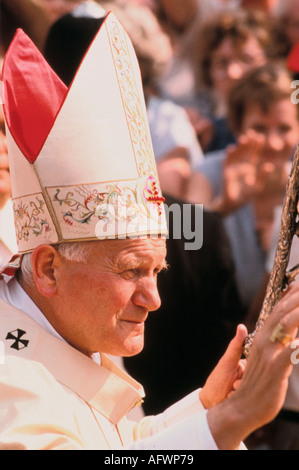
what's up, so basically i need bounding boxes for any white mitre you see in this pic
[2,12,167,259]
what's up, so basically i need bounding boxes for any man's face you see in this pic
[53,238,167,358]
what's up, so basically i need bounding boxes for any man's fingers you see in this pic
[269,284,299,331]
[232,379,242,391]
[221,325,248,364]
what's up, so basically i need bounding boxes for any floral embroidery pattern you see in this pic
[53,184,142,230]
[52,175,165,232]
[108,18,157,180]
[107,20,165,219]
[13,197,52,242]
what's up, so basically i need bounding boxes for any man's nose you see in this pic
[132,277,162,312]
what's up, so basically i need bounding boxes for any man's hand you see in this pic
[206,282,299,450]
[221,130,265,213]
[199,324,248,409]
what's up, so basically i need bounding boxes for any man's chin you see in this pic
[118,336,145,358]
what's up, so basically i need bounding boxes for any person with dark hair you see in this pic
[189,9,278,152]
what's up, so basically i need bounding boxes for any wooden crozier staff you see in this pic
[243,145,299,357]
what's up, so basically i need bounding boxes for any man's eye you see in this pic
[121,269,139,280]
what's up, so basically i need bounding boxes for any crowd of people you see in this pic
[1,0,299,451]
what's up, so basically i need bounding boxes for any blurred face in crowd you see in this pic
[241,98,299,163]
[210,35,267,103]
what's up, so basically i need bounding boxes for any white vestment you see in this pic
[0,277,222,450]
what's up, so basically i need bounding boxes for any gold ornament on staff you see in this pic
[243,145,299,357]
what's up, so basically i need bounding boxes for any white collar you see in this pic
[0,276,101,364]
[0,276,64,341]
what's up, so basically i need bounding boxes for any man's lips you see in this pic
[122,317,147,325]
[120,313,148,327]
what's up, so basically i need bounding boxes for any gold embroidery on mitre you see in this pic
[107,18,158,180]
[12,194,59,252]
[47,177,166,241]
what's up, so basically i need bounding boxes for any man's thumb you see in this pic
[222,324,248,364]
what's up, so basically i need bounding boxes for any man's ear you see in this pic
[30,245,61,297]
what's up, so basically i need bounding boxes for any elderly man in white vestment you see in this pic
[1,11,299,451]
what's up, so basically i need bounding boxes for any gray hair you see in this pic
[20,242,94,286]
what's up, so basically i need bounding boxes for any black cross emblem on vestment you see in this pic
[5,329,29,350]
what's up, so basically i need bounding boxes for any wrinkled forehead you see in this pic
[93,237,167,266]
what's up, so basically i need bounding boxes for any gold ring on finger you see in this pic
[270,323,292,346]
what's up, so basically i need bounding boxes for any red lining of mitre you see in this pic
[2,13,111,164]
[2,29,68,163]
